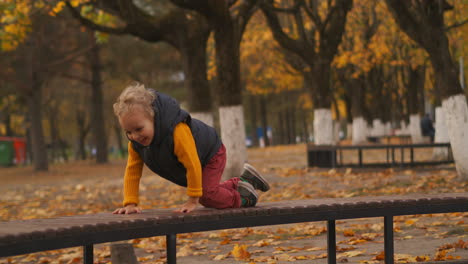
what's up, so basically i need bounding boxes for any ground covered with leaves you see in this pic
[0,144,467,263]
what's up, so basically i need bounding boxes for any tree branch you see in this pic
[384,0,426,47]
[446,18,468,31]
[169,0,214,18]
[44,44,95,70]
[260,0,310,58]
[233,0,259,37]
[65,1,129,35]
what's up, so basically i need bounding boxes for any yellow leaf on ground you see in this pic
[415,255,430,261]
[373,251,385,260]
[405,219,418,226]
[395,253,417,262]
[177,244,192,257]
[232,244,251,261]
[306,247,325,251]
[338,250,366,258]
[343,229,355,237]
[212,254,228,260]
[349,239,367,245]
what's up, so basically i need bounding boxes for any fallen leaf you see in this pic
[337,250,365,258]
[374,251,385,260]
[177,244,192,257]
[343,229,355,237]
[232,244,251,261]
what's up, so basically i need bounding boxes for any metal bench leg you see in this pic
[83,244,93,264]
[327,220,336,264]
[384,216,394,264]
[167,234,177,264]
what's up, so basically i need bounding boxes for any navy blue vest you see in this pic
[131,91,221,187]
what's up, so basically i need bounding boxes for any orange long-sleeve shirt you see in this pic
[122,122,202,206]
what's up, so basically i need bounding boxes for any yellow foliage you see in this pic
[241,13,302,95]
[0,0,103,51]
[50,1,65,16]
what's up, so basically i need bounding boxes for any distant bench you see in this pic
[1,193,467,264]
[367,135,412,144]
[308,143,453,168]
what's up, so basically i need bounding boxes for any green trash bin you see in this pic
[0,140,14,166]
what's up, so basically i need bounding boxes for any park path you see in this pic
[0,144,466,264]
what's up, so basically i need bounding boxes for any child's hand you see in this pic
[175,197,199,213]
[113,204,141,214]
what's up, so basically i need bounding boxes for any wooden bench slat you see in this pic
[0,193,467,258]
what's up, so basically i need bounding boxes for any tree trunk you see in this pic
[442,95,468,177]
[352,117,367,145]
[4,113,13,136]
[409,114,424,143]
[48,107,59,162]
[114,121,124,158]
[181,29,211,112]
[214,17,246,179]
[290,105,297,143]
[76,109,88,160]
[26,37,48,171]
[433,106,449,159]
[278,113,285,145]
[351,78,367,144]
[89,34,108,164]
[180,28,214,126]
[407,65,424,116]
[313,109,334,145]
[27,84,48,171]
[219,105,246,179]
[249,95,259,147]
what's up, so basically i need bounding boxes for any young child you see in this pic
[112,83,270,214]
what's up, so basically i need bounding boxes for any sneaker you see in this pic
[240,163,270,192]
[237,181,258,207]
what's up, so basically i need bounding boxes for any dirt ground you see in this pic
[0,144,467,264]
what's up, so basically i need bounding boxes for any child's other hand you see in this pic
[113,204,141,214]
[175,197,199,213]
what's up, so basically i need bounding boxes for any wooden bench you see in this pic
[308,143,453,168]
[1,193,467,264]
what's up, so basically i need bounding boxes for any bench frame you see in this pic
[308,143,453,168]
[1,193,467,264]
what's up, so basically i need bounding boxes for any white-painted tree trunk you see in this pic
[346,123,353,139]
[219,105,247,180]
[433,106,450,160]
[396,120,409,135]
[191,112,214,127]
[442,94,468,179]
[409,114,424,143]
[313,108,334,145]
[385,122,392,136]
[352,117,367,145]
[333,120,340,143]
[371,119,385,137]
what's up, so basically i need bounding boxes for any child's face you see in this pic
[119,106,154,146]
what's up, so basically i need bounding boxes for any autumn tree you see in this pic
[385,0,468,178]
[169,0,258,177]
[240,12,306,146]
[334,0,382,144]
[0,2,93,170]
[260,0,353,145]
[67,0,215,124]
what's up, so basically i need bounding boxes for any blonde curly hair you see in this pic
[113,83,156,118]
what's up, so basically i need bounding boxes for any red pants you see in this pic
[199,144,241,209]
